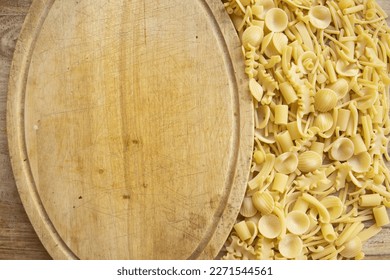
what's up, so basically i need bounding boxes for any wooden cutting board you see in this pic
[6,0,253,259]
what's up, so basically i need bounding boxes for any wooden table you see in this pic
[1,0,390,259]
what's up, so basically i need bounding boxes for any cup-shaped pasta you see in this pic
[242,25,264,49]
[286,211,310,235]
[314,89,338,112]
[293,197,309,212]
[249,78,264,102]
[234,220,251,241]
[246,221,258,245]
[265,8,288,32]
[320,196,344,220]
[297,51,317,74]
[309,6,332,29]
[252,191,275,215]
[258,214,282,239]
[336,60,359,77]
[274,151,298,174]
[297,151,322,173]
[271,32,288,54]
[313,112,334,132]
[278,234,303,259]
[347,151,371,173]
[327,78,349,99]
[340,237,362,259]
[254,0,275,19]
[329,137,354,161]
[240,196,258,218]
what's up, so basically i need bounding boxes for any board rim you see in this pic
[7,0,254,259]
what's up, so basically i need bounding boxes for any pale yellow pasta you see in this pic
[249,78,264,102]
[234,221,251,241]
[274,151,298,174]
[309,6,332,29]
[297,151,323,173]
[359,194,383,207]
[321,223,337,242]
[301,193,330,223]
[271,172,289,193]
[278,234,303,259]
[265,8,288,32]
[274,104,288,125]
[258,214,282,239]
[286,211,310,235]
[329,137,354,161]
[279,81,298,104]
[313,112,334,132]
[223,0,390,260]
[373,205,390,226]
[336,108,351,131]
[340,237,362,259]
[275,131,294,153]
[314,89,338,112]
[240,196,258,218]
[252,191,275,215]
[350,134,367,155]
[347,152,371,173]
[242,25,264,49]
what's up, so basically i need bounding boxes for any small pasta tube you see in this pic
[310,142,325,157]
[373,205,390,227]
[271,172,289,193]
[325,60,337,83]
[274,105,289,125]
[287,121,302,140]
[359,194,383,207]
[279,82,298,104]
[336,108,351,131]
[276,131,294,153]
[234,221,251,241]
[302,193,330,223]
[293,197,309,212]
[350,134,367,155]
[321,223,337,242]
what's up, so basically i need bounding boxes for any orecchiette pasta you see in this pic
[222,0,390,260]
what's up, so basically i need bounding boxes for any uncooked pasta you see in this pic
[221,0,390,260]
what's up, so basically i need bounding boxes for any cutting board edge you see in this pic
[7,0,254,260]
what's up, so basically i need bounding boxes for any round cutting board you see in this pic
[7,0,253,259]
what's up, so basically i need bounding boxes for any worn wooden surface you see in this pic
[6,0,253,259]
[1,0,390,260]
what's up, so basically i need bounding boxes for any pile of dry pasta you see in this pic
[221,0,390,260]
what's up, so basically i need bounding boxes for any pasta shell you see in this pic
[320,196,344,220]
[261,32,274,54]
[340,237,362,258]
[252,191,275,215]
[242,25,264,49]
[258,214,282,239]
[297,51,317,74]
[309,6,332,29]
[249,78,264,102]
[278,234,303,259]
[297,151,322,173]
[327,78,349,99]
[330,137,354,161]
[265,8,288,32]
[314,88,338,112]
[271,32,288,55]
[240,197,258,218]
[313,112,334,132]
[356,87,377,110]
[286,211,310,235]
[336,60,359,77]
[347,151,371,173]
[274,151,298,174]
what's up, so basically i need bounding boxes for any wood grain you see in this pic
[1,0,390,260]
[7,0,253,259]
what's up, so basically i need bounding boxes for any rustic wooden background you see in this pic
[0,0,389,259]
